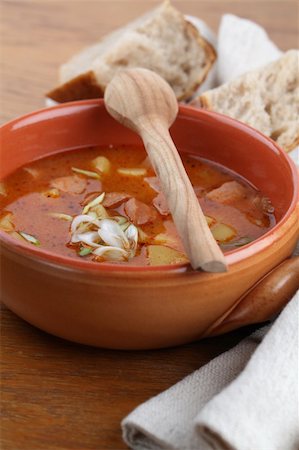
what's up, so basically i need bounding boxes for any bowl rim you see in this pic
[0,99,298,274]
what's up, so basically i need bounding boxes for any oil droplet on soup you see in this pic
[0,145,276,266]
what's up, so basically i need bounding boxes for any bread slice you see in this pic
[193,50,299,152]
[47,1,216,103]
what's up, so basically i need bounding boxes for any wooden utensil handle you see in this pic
[140,119,227,272]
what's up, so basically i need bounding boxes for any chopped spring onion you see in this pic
[72,167,100,179]
[97,219,129,249]
[70,212,139,261]
[49,213,73,221]
[72,231,100,246]
[71,215,97,234]
[93,245,128,261]
[87,211,97,220]
[19,231,40,246]
[78,247,93,257]
[114,216,128,225]
[82,192,105,214]
[68,193,139,262]
[119,221,130,232]
[90,204,109,220]
[113,216,131,231]
[125,224,138,254]
[117,168,147,177]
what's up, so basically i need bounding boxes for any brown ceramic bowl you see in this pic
[1,100,298,349]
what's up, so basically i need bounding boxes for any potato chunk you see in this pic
[211,223,236,242]
[92,156,111,174]
[147,245,188,266]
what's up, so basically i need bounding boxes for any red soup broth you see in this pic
[0,145,275,266]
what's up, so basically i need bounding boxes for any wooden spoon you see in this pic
[104,68,227,272]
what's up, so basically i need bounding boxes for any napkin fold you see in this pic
[122,292,299,450]
[189,13,283,96]
[216,14,282,85]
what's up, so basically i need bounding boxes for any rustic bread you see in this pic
[47,1,216,103]
[193,50,299,152]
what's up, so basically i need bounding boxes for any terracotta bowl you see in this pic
[1,100,298,349]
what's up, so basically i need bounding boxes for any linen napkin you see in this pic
[189,13,282,95]
[216,14,282,85]
[122,291,299,450]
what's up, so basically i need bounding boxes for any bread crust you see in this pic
[180,19,216,101]
[47,71,104,103]
[284,136,299,153]
[195,92,211,109]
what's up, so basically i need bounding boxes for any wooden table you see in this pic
[1,1,297,449]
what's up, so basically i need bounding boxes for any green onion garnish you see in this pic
[72,167,100,179]
[49,213,73,221]
[82,192,105,214]
[19,231,40,246]
[78,247,93,257]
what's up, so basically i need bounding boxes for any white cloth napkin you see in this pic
[189,13,282,95]
[122,291,299,450]
[216,14,282,85]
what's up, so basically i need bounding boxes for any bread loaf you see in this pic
[47,1,216,103]
[193,50,299,152]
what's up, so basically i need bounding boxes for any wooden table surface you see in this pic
[1,1,297,449]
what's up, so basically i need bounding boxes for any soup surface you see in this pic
[0,145,275,266]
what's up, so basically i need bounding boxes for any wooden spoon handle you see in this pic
[140,119,227,272]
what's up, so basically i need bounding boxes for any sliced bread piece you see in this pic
[193,50,299,152]
[47,1,216,102]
